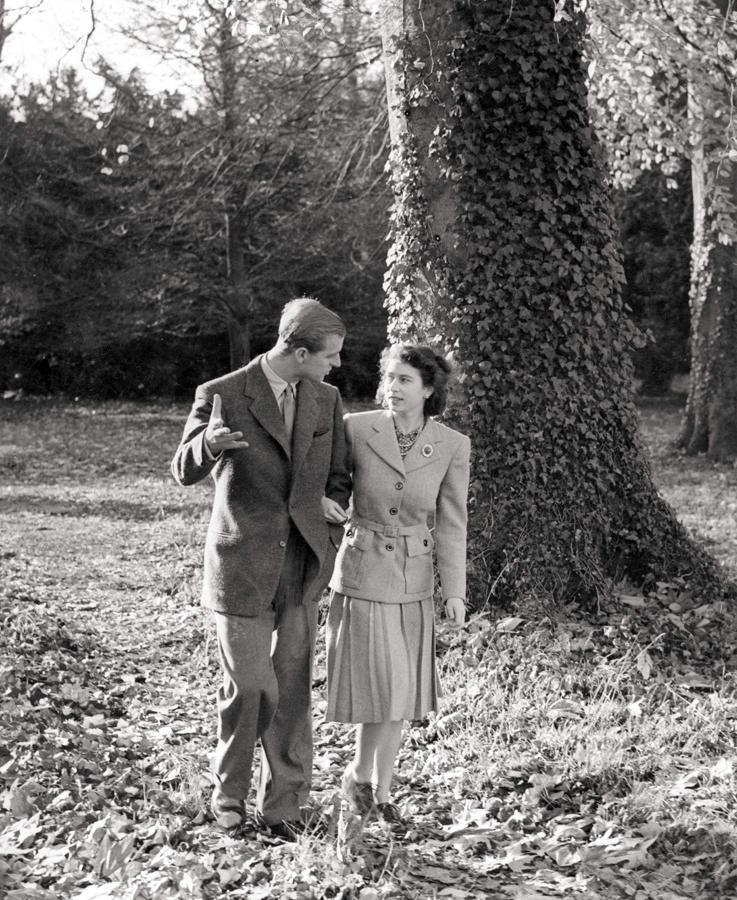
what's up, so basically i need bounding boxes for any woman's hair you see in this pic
[376,343,453,417]
[278,297,346,352]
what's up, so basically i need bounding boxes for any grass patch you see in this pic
[0,397,735,898]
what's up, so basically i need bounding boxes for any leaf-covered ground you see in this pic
[1,397,736,899]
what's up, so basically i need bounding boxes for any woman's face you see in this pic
[382,360,432,419]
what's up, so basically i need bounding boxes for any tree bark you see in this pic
[678,8,737,460]
[226,311,250,370]
[0,0,6,63]
[0,0,17,64]
[219,6,253,370]
[224,211,252,369]
[679,200,737,459]
[379,0,722,602]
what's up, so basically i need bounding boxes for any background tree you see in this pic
[590,0,737,459]
[0,0,47,63]
[378,0,721,604]
[0,69,231,395]
[613,169,691,395]
[112,0,389,370]
[0,71,140,393]
[0,3,390,397]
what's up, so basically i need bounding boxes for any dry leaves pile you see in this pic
[1,400,736,899]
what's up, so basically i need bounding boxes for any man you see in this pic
[171,298,350,836]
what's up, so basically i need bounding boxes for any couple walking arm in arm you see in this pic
[171,299,470,836]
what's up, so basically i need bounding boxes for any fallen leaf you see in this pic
[414,864,457,884]
[3,780,42,819]
[711,757,734,780]
[636,649,653,679]
[547,699,584,721]
[618,594,646,608]
[71,884,124,899]
[495,616,525,633]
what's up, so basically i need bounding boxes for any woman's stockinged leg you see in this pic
[371,720,403,803]
[352,720,404,803]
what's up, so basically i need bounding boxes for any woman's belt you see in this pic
[349,515,429,538]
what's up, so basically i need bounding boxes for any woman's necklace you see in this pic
[394,418,423,459]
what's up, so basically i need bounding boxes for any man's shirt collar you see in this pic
[261,354,299,400]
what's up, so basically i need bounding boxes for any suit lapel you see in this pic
[367,412,405,477]
[403,418,445,473]
[243,356,291,458]
[291,379,319,476]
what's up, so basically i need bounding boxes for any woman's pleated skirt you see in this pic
[325,591,439,723]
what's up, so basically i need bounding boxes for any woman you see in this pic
[322,343,470,828]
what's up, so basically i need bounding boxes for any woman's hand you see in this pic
[321,496,348,524]
[444,597,466,628]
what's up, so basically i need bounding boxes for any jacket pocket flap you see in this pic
[406,534,432,557]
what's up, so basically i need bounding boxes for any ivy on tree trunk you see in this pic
[379,0,722,603]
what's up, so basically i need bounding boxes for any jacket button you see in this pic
[389,507,398,515]
[346,529,353,537]
[423,539,428,546]
[385,543,394,551]
[279,540,287,548]
[395,481,404,490]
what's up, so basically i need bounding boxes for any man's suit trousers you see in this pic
[212,528,318,825]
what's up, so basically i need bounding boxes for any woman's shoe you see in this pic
[341,768,375,817]
[376,801,407,829]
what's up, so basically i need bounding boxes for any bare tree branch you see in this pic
[80,0,97,65]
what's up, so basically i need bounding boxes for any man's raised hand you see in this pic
[205,393,249,455]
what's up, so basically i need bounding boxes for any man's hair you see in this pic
[278,297,346,353]
[376,343,453,417]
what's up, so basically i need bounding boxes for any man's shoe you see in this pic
[298,805,328,835]
[255,815,299,841]
[210,790,245,829]
[255,810,326,842]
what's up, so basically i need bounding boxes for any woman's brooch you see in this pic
[421,444,434,458]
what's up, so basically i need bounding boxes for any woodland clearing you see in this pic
[1,397,736,899]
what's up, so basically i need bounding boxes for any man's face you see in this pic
[297,333,344,382]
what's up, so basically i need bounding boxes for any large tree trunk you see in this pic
[380,0,722,603]
[678,10,737,460]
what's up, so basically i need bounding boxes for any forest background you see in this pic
[0,0,692,402]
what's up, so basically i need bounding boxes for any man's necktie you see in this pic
[281,383,296,446]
